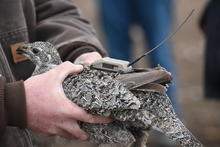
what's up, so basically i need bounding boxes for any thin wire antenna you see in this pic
[128,9,195,67]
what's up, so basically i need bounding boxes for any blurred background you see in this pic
[74,0,219,146]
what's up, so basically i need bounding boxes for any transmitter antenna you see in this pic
[128,9,195,67]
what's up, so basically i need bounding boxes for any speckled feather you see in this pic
[19,42,203,147]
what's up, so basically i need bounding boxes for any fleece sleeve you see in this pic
[0,76,26,135]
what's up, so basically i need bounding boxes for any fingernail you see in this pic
[75,64,83,69]
[80,134,88,140]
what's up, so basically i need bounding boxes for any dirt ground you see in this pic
[73,0,220,146]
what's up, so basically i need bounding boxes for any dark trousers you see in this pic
[98,0,180,112]
[201,0,220,98]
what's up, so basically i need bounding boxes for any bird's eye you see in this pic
[32,48,39,54]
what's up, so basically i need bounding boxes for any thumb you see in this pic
[50,61,83,82]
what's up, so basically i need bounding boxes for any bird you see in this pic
[17,41,203,147]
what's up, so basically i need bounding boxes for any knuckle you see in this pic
[84,61,92,65]
[47,127,58,136]
[63,61,73,67]
[67,124,81,138]
[71,130,81,139]
[72,129,87,140]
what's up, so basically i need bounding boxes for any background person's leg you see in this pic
[203,0,220,99]
[136,0,180,113]
[98,0,134,61]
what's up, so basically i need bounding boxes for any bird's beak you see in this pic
[16,45,28,56]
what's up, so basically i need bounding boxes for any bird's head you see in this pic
[17,42,62,67]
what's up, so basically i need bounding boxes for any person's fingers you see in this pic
[50,61,83,81]
[86,115,113,124]
[60,120,88,140]
[49,128,74,139]
[74,52,102,65]
[58,131,75,139]
[42,125,80,140]
[69,103,113,124]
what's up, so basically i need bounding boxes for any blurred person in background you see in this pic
[98,0,180,112]
[200,0,220,99]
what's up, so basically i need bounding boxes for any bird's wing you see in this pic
[116,67,172,90]
[63,68,141,117]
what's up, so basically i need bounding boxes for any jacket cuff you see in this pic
[5,81,27,129]
[0,77,6,133]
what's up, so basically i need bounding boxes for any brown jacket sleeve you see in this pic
[0,76,26,135]
[34,0,107,61]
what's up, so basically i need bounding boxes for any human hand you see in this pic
[24,61,112,140]
[74,51,102,65]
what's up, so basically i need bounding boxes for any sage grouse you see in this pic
[17,41,203,147]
